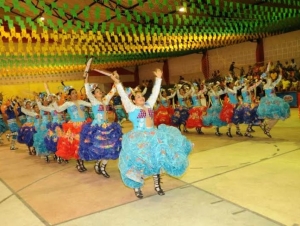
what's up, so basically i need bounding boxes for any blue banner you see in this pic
[276,91,298,107]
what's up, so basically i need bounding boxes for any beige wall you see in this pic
[138,30,300,81]
[138,62,164,84]
[264,30,300,65]
[208,41,257,76]
[168,53,203,83]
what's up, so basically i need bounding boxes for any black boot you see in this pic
[236,125,243,136]
[76,160,85,172]
[81,160,87,171]
[153,174,165,196]
[244,132,253,138]
[100,162,110,178]
[215,127,222,136]
[28,146,32,155]
[31,147,36,155]
[94,160,101,174]
[264,127,272,138]
[183,125,189,133]
[236,131,243,136]
[196,127,204,134]
[134,188,143,199]
[249,124,255,132]
[259,122,266,132]
[57,156,62,164]
[226,128,232,138]
[45,155,50,163]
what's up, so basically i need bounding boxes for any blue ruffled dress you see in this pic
[116,79,193,189]
[203,95,227,127]
[257,89,290,120]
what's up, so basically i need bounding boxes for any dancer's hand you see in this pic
[153,68,163,78]
[111,71,120,84]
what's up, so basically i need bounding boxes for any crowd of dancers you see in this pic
[154,63,290,138]
[0,62,290,199]
[0,68,193,199]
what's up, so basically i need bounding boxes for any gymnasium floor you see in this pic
[0,109,299,226]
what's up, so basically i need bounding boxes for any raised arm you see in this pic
[36,100,53,112]
[146,69,163,108]
[248,80,262,91]
[52,101,69,112]
[141,86,147,95]
[84,83,98,104]
[110,72,136,113]
[21,107,38,117]
[167,90,177,99]
[78,100,92,107]
[102,86,117,105]
[272,68,282,88]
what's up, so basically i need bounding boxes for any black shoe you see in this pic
[259,124,266,132]
[76,164,85,172]
[244,133,253,138]
[100,163,110,178]
[196,127,204,134]
[57,157,62,164]
[215,132,221,136]
[94,162,101,174]
[45,156,50,163]
[264,131,272,138]
[134,188,143,199]
[236,131,243,136]
[76,160,85,173]
[226,132,232,138]
[153,174,165,196]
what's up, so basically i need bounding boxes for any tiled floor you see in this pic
[0,109,299,226]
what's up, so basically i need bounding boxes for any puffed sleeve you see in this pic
[115,83,136,113]
[146,78,162,108]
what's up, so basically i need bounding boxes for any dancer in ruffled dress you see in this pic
[78,73,122,177]
[202,82,227,136]
[53,84,92,172]
[110,69,193,199]
[3,99,19,150]
[171,84,191,132]
[34,95,52,162]
[36,92,65,162]
[257,68,290,137]
[185,81,207,134]
[154,88,176,126]
[0,92,8,144]
[220,81,244,137]
[241,79,263,137]
[17,100,38,155]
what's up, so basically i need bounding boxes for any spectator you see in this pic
[229,62,235,76]
[290,59,297,70]
[281,76,291,92]
[290,78,299,91]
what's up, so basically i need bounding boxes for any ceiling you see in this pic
[1,0,300,77]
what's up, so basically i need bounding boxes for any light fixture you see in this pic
[178,6,186,12]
